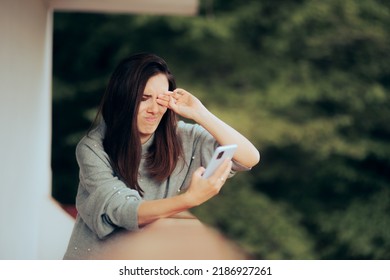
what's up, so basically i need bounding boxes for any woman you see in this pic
[63,53,260,259]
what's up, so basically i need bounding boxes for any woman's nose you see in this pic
[148,100,159,113]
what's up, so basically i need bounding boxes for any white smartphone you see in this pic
[202,144,237,178]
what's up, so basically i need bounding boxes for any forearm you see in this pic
[156,89,260,168]
[138,154,233,227]
[137,193,192,227]
[194,108,260,168]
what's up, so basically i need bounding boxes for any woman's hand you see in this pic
[158,88,260,169]
[137,158,232,227]
[157,88,206,121]
[183,158,233,207]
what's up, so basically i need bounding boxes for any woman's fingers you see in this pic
[194,166,206,178]
[173,88,186,99]
[185,159,232,207]
[156,92,170,107]
[158,89,185,103]
[159,88,205,121]
[157,91,178,109]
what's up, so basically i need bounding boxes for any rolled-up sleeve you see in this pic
[75,139,142,239]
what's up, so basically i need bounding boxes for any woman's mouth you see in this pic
[145,117,158,123]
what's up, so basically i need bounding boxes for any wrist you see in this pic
[180,191,198,208]
[193,106,213,125]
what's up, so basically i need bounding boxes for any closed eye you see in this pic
[141,94,152,101]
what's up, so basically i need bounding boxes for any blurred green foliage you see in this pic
[52,0,390,259]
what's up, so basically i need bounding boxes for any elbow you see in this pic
[250,149,261,168]
[256,149,261,165]
[235,148,260,169]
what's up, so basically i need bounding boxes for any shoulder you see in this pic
[75,123,107,164]
[177,120,208,139]
[77,122,104,149]
[177,120,217,155]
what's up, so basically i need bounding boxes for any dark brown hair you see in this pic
[92,53,183,195]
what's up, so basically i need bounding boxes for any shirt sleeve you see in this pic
[75,137,142,239]
[179,122,251,179]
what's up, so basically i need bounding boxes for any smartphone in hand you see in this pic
[202,144,237,179]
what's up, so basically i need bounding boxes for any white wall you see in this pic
[0,0,74,259]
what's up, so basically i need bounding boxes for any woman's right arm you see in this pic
[137,158,232,227]
[76,139,143,238]
[77,132,232,233]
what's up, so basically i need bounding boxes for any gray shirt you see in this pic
[63,121,248,259]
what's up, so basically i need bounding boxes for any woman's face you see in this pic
[137,73,169,144]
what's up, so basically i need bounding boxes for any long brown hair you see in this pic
[92,53,183,196]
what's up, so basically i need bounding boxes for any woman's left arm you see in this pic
[193,107,260,168]
[157,88,260,168]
